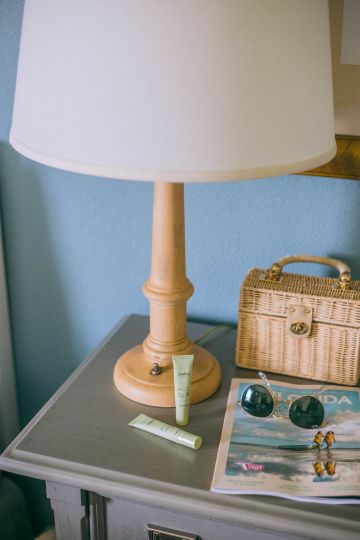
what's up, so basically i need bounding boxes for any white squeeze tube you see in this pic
[172,354,194,426]
[129,414,202,450]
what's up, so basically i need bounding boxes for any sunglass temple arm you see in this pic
[314,385,330,397]
[258,372,329,408]
[258,371,274,393]
[259,372,329,398]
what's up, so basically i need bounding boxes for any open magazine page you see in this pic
[211,378,360,504]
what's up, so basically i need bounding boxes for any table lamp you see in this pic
[9,1,336,407]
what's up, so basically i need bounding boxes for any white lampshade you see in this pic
[10,0,335,182]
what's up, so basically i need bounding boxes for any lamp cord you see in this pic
[193,323,234,345]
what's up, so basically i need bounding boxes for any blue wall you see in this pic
[1,0,360,531]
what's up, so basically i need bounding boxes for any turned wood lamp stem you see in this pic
[143,182,193,365]
[113,181,221,407]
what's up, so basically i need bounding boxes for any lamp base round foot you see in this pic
[113,344,221,407]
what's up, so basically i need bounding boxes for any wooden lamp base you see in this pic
[113,343,221,407]
[113,181,222,407]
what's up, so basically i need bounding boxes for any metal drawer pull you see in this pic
[148,524,200,540]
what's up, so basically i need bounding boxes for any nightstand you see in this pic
[1,315,359,540]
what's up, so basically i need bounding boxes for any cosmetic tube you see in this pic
[172,354,194,426]
[129,413,202,449]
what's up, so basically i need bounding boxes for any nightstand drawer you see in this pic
[105,497,297,540]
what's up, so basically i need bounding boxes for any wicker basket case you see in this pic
[236,255,360,385]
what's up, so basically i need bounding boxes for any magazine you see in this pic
[211,377,360,504]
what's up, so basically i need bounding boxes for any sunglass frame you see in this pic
[239,372,327,429]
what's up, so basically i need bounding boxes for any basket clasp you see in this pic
[287,305,312,339]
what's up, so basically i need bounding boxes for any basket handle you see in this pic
[266,255,351,290]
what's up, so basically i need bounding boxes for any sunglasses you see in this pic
[239,372,327,429]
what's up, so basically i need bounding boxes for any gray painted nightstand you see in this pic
[1,315,359,540]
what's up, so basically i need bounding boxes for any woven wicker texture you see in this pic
[236,268,360,385]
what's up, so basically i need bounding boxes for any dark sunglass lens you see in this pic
[241,384,274,418]
[289,396,325,429]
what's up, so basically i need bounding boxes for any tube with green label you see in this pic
[129,413,202,449]
[172,354,194,426]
